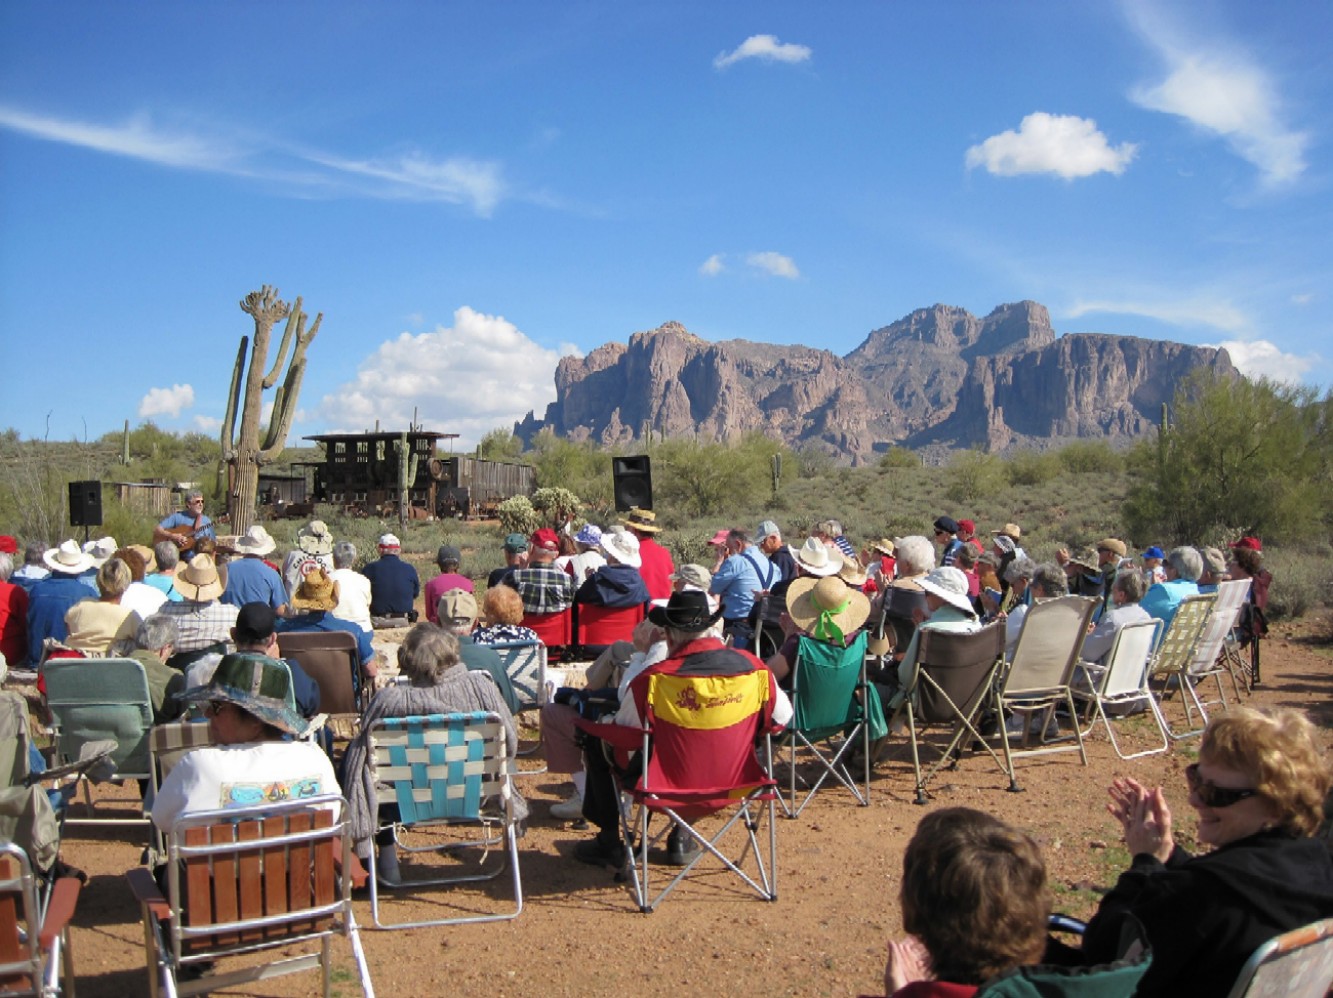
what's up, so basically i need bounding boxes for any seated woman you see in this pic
[152,653,337,832]
[1077,570,1151,667]
[875,567,981,712]
[766,572,871,684]
[63,557,143,655]
[879,807,1049,996]
[1075,706,1333,996]
[574,527,649,608]
[341,623,528,885]
[471,585,539,646]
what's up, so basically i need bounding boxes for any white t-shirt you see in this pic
[329,568,373,631]
[151,740,338,831]
[120,581,169,621]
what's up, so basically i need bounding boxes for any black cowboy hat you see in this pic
[647,590,725,631]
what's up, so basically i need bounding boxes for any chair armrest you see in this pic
[38,877,81,949]
[126,866,172,922]
[573,717,644,752]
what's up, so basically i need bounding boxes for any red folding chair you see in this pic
[573,603,646,655]
[520,609,572,661]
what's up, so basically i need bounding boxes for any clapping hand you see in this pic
[884,935,932,994]
[1107,777,1174,863]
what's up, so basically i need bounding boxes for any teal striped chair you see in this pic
[366,712,522,930]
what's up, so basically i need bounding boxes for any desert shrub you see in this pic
[1057,440,1123,474]
[531,487,581,525]
[1006,449,1061,486]
[880,447,920,470]
[475,427,524,461]
[1263,546,1333,620]
[496,495,540,536]
[945,448,1007,503]
[651,433,790,518]
[795,444,836,479]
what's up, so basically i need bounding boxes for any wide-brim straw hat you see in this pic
[620,507,661,533]
[175,553,225,602]
[291,566,339,611]
[870,537,896,557]
[127,543,158,573]
[786,576,871,640]
[917,566,976,615]
[43,539,95,575]
[991,522,1022,541]
[297,520,334,555]
[176,652,308,737]
[838,560,869,588]
[789,537,843,577]
[233,525,277,557]
[599,528,642,569]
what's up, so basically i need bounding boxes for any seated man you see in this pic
[1140,546,1202,631]
[282,519,336,601]
[506,529,576,615]
[880,807,1050,996]
[423,544,473,625]
[219,526,287,613]
[575,527,649,608]
[26,540,96,663]
[434,589,521,714]
[275,568,378,682]
[232,602,321,720]
[154,554,240,666]
[359,533,420,626]
[486,533,528,589]
[152,490,216,560]
[152,653,337,832]
[126,615,186,725]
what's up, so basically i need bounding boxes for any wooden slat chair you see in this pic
[144,722,217,868]
[366,712,523,930]
[1146,593,1218,740]
[0,841,81,998]
[486,640,547,768]
[126,795,373,998]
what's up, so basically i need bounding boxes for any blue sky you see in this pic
[1,1,1328,450]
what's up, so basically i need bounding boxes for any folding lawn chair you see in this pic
[1225,916,1333,998]
[898,622,1007,804]
[994,596,1097,792]
[572,602,645,658]
[520,609,571,662]
[0,841,81,998]
[1188,578,1252,710]
[1073,619,1167,760]
[126,795,374,998]
[42,657,153,825]
[1146,592,1217,740]
[144,722,217,867]
[365,711,523,930]
[882,586,928,662]
[580,667,779,913]
[777,631,878,817]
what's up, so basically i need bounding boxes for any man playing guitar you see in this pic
[153,489,217,557]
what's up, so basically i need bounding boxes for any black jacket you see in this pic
[1083,830,1333,996]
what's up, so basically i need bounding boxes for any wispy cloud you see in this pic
[714,34,811,70]
[0,104,508,216]
[317,306,562,449]
[1066,296,1249,333]
[139,383,195,419]
[745,251,800,279]
[193,414,222,433]
[699,253,725,277]
[1291,293,1314,305]
[1124,3,1308,186]
[1206,339,1319,383]
[966,113,1137,179]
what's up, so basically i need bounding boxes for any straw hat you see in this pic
[599,527,642,568]
[127,543,158,573]
[43,539,95,575]
[290,567,339,612]
[838,559,869,589]
[669,563,712,590]
[788,537,843,577]
[175,553,225,602]
[297,520,334,555]
[786,576,871,642]
[83,537,118,567]
[620,507,661,534]
[233,525,277,557]
[917,567,976,615]
[869,537,895,557]
[177,653,308,737]
[991,523,1022,541]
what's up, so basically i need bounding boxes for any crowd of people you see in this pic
[0,491,1317,997]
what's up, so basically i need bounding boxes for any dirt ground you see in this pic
[23,611,1333,998]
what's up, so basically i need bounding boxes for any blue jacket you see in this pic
[575,564,649,608]
[26,574,90,662]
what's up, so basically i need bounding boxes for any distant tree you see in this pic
[1005,449,1060,487]
[945,448,1006,503]
[879,446,920,470]
[476,427,524,462]
[1124,372,1331,545]
[1056,440,1123,474]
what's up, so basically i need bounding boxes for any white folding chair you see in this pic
[1074,619,1168,759]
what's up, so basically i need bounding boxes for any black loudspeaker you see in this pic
[68,480,103,527]
[612,455,653,512]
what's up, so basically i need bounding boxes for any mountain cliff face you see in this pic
[514,302,1236,463]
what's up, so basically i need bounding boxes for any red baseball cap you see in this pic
[529,528,559,552]
[1229,536,1263,552]
[707,529,730,547]
[0,535,16,554]
[957,519,976,535]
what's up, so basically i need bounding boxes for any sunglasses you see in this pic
[1185,763,1259,808]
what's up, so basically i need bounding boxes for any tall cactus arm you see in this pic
[219,335,248,458]
[262,305,299,389]
[259,357,306,459]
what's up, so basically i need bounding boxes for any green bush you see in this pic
[496,496,540,536]
[1006,449,1061,486]
[945,448,1007,503]
[1057,440,1123,474]
[880,447,920,470]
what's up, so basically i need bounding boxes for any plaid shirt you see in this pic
[507,564,576,615]
[155,599,239,652]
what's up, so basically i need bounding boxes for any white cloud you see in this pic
[699,253,725,276]
[139,383,195,419]
[713,34,811,70]
[1065,297,1249,334]
[316,306,561,449]
[1291,293,1314,305]
[1207,339,1319,383]
[1125,6,1308,185]
[966,113,1138,179]
[193,414,222,433]
[0,105,508,216]
[745,251,800,279]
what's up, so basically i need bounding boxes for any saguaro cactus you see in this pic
[218,285,321,533]
[394,431,420,527]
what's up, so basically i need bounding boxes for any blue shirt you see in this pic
[275,611,376,666]
[158,510,216,544]
[359,555,420,616]
[26,574,90,662]
[1140,578,1200,632]
[710,545,779,621]
[143,573,183,602]
[220,557,288,610]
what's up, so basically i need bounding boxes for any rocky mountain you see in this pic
[513,301,1237,463]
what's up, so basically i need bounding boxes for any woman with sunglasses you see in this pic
[1077,707,1333,996]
